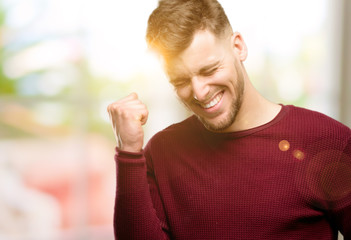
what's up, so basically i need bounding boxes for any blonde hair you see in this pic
[146,0,232,61]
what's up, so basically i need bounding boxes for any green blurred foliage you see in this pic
[0,4,16,95]
[0,1,121,139]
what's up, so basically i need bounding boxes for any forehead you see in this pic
[166,30,229,77]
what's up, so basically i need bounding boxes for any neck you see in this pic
[227,77,281,132]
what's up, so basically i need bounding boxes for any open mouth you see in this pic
[200,91,224,109]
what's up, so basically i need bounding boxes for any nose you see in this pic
[191,76,209,102]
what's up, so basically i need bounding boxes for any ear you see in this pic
[231,32,248,61]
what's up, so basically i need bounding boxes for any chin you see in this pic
[197,98,242,132]
[197,112,236,132]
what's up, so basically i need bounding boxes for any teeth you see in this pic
[201,92,223,109]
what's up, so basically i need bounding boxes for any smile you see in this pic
[200,91,224,109]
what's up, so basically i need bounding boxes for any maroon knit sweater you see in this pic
[114,105,351,240]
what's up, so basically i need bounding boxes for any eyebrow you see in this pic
[198,61,221,74]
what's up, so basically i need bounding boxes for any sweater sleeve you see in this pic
[113,147,170,240]
[328,136,351,240]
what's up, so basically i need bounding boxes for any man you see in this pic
[107,0,351,239]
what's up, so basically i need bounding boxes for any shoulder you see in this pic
[287,106,351,205]
[279,106,351,159]
[284,105,351,140]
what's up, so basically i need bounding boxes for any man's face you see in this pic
[166,30,246,132]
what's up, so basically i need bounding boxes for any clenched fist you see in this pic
[107,93,148,152]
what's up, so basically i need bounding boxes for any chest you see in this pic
[150,137,334,239]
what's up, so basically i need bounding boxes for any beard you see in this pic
[197,62,245,132]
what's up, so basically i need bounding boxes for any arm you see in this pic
[328,136,351,239]
[108,93,170,240]
[114,149,170,240]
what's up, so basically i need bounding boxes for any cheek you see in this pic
[176,86,193,102]
[213,69,235,87]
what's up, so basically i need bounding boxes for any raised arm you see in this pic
[108,93,170,240]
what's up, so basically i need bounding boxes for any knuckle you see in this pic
[107,104,113,112]
[107,103,123,116]
[128,93,136,100]
[131,92,138,99]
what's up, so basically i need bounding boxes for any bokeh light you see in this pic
[279,140,290,152]
[293,150,305,161]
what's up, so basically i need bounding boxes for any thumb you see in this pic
[134,108,148,126]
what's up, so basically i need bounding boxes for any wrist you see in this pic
[119,144,143,153]
[115,147,144,161]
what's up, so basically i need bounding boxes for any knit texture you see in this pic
[114,105,351,240]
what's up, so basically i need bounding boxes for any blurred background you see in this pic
[0,0,350,239]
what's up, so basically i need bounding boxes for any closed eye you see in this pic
[199,61,221,76]
[170,78,190,87]
[201,68,218,76]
